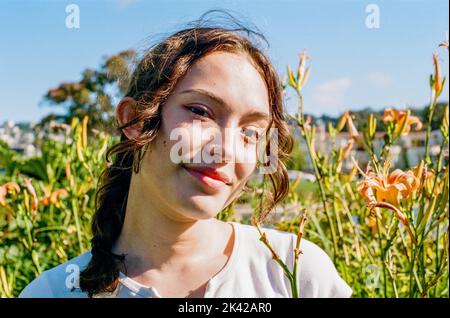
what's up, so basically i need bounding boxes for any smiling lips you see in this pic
[182,164,232,190]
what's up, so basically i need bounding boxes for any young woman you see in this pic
[19,13,352,298]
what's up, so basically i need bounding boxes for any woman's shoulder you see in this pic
[18,251,92,298]
[232,222,352,297]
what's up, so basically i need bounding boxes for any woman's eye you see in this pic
[242,128,260,143]
[187,106,210,118]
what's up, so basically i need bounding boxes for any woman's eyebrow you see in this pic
[241,110,271,125]
[179,88,270,124]
[179,88,227,108]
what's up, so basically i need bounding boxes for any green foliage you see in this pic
[285,137,308,171]
[0,117,115,296]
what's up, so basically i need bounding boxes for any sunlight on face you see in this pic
[139,51,271,221]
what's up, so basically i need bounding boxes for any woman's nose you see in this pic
[219,127,238,164]
[205,127,253,165]
[202,127,235,164]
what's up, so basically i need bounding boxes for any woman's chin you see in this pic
[170,168,228,219]
[174,195,223,220]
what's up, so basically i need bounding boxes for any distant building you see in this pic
[0,120,39,157]
[0,120,68,158]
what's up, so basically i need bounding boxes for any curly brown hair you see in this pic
[79,10,294,297]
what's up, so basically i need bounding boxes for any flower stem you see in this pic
[376,216,388,297]
[71,197,84,253]
[294,90,339,260]
[424,95,437,162]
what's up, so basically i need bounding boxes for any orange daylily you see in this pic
[357,162,420,207]
[356,162,417,242]
[382,108,423,136]
[358,170,406,208]
[40,189,69,208]
[386,169,421,198]
[0,182,20,206]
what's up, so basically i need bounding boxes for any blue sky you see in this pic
[0,0,448,123]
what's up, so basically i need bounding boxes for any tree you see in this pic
[35,50,136,136]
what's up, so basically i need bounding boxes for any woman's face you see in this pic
[124,51,271,221]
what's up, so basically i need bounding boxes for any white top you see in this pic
[19,222,352,298]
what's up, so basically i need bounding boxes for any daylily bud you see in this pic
[339,139,354,162]
[287,65,297,90]
[344,111,366,149]
[23,178,38,215]
[432,53,446,98]
[76,126,85,163]
[65,159,72,183]
[328,122,336,138]
[368,113,377,139]
[336,114,347,132]
[344,111,359,139]
[297,51,311,90]
[297,52,306,81]
[299,66,311,90]
[287,51,311,93]
[82,116,89,148]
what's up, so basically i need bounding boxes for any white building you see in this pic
[0,120,39,157]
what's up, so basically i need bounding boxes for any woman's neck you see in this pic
[111,174,227,274]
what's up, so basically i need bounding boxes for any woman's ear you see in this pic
[115,97,142,140]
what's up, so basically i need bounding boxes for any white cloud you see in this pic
[368,72,394,87]
[312,77,352,110]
